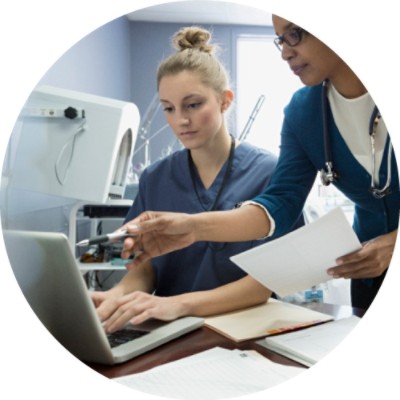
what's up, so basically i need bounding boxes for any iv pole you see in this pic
[137,93,161,168]
[238,94,265,141]
[130,93,173,177]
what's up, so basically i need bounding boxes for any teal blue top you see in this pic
[252,84,399,309]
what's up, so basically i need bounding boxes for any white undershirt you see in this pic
[327,82,388,184]
[246,84,389,238]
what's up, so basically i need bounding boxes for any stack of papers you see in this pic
[114,347,304,399]
[258,315,361,367]
[205,298,333,342]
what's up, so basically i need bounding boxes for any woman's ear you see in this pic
[221,89,234,112]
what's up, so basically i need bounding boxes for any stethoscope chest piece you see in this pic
[320,161,339,186]
[320,80,339,187]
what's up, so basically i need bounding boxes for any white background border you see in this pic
[1,1,399,399]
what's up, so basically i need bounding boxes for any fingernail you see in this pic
[127,224,140,232]
[106,326,114,334]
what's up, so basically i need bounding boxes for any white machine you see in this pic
[8,85,139,203]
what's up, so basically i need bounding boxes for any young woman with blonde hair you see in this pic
[91,26,301,332]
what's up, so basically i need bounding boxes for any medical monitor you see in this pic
[8,86,139,203]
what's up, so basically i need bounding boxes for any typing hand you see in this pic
[90,288,124,324]
[100,292,187,333]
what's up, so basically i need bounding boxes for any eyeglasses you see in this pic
[274,27,307,51]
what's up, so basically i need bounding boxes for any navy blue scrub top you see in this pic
[125,141,287,296]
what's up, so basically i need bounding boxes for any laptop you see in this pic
[3,230,204,365]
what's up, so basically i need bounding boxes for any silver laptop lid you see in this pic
[4,230,118,364]
[3,230,204,365]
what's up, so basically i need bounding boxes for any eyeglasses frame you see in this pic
[274,27,307,52]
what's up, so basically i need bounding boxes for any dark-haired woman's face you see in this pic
[272,15,346,87]
[159,71,228,150]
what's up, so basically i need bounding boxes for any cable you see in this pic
[54,121,86,185]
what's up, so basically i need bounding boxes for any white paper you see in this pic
[230,207,361,296]
[114,347,303,399]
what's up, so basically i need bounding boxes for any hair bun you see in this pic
[173,26,215,54]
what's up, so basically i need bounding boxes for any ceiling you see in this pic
[126,1,272,26]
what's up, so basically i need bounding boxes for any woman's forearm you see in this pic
[193,204,271,243]
[173,275,272,317]
[123,204,272,268]
[113,260,155,295]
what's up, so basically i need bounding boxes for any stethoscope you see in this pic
[319,80,393,199]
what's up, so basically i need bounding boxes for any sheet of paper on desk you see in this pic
[230,207,361,297]
[114,347,303,399]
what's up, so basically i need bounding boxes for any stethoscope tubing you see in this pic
[320,80,392,197]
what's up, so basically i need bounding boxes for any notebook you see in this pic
[257,315,361,367]
[3,230,204,365]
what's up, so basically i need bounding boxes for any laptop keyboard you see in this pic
[107,328,150,348]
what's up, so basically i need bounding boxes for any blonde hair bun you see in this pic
[157,26,228,94]
[173,26,215,54]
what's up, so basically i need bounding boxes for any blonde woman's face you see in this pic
[158,71,228,149]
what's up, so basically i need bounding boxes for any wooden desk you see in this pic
[86,302,365,379]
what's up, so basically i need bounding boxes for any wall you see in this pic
[38,15,132,101]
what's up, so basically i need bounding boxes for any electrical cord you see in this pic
[55,121,86,185]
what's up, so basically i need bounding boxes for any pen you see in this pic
[76,229,131,247]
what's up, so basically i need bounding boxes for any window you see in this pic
[236,35,303,156]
